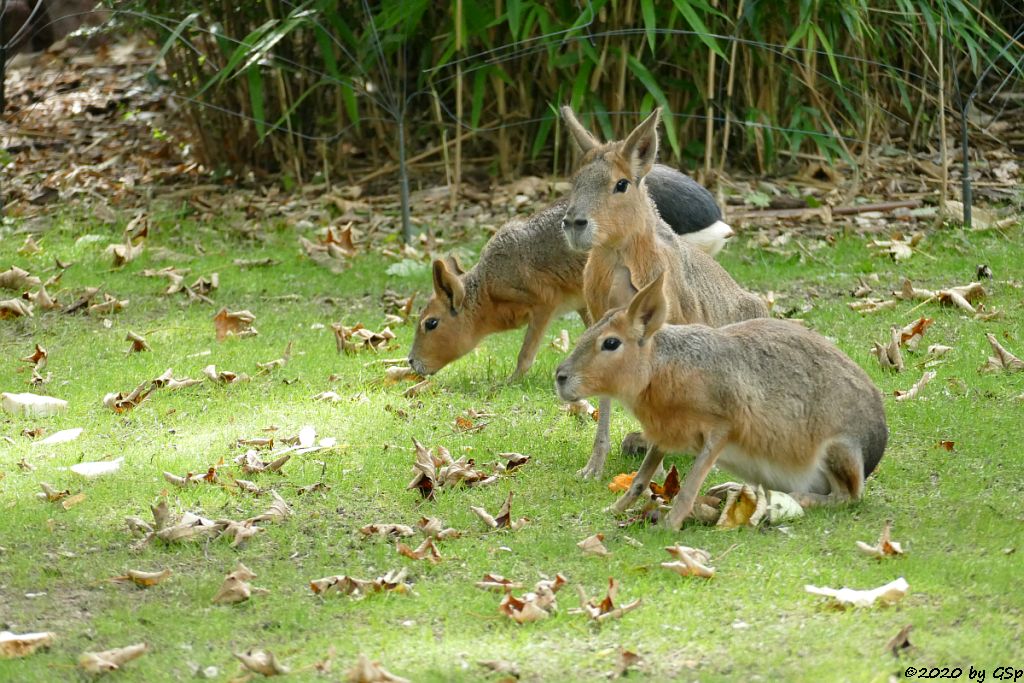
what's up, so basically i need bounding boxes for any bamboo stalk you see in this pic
[937,16,949,217]
[452,0,464,211]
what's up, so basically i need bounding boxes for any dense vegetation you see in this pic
[122,1,1023,181]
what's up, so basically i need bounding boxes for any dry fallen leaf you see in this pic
[0,298,34,318]
[855,520,904,558]
[360,523,416,539]
[0,266,42,291]
[20,344,47,369]
[125,331,150,353]
[310,568,411,598]
[36,482,71,503]
[897,317,933,351]
[213,307,257,341]
[847,298,897,314]
[805,577,909,608]
[234,649,290,676]
[894,370,937,401]
[257,342,294,373]
[78,642,148,674]
[212,562,266,604]
[0,631,56,659]
[577,533,610,557]
[649,465,681,503]
[103,380,155,413]
[871,326,904,372]
[661,545,716,578]
[981,333,1024,373]
[113,568,173,588]
[475,573,524,592]
[202,364,251,384]
[346,653,410,683]
[570,577,642,622]
[886,624,914,657]
[550,329,570,353]
[396,537,442,564]
[608,471,637,493]
[563,399,598,421]
[471,491,528,531]
[333,322,396,354]
[498,574,567,623]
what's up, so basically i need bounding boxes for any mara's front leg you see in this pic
[663,433,728,531]
[510,306,556,380]
[609,444,663,513]
[577,397,612,479]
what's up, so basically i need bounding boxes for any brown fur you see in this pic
[555,274,888,530]
[560,106,768,477]
[408,201,588,379]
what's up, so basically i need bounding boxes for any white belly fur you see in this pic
[714,443,829,494]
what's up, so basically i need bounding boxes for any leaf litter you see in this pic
[570,577,642,622]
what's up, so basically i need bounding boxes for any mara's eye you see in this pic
[424,318,439,331]
[614,179,629,193]
[601,337,622,351]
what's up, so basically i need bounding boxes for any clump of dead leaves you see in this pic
[212,562,269,604]
[570,577,642,622]
[497,574,567,623]
[406,439,498,499]
[125,492,290,549]
[333,322,396,354]
[213,307,258,341]
[309,568,412,599]
[103,368,200,412]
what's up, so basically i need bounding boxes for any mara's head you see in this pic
[555,272,667,403]
[560,106,662,252]
[407,257,477,376]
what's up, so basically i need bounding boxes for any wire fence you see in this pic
[1,1,1023,236]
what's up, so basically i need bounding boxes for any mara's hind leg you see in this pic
[578,397,612,479]
[609,444,664,513]
[791,440,865,509]
[664,432,728,531]
[511,306,555,380]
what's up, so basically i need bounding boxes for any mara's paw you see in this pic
[576,463,605,480]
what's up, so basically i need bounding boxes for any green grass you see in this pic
[2,207,1023,682]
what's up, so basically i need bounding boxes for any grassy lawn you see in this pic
[1,205,1023,682]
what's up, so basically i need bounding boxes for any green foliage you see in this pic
[123,0,1020,179]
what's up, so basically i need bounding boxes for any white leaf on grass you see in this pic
[805,577,909,608]
[1,392,67,418]
[34,427,83,445]
[70,457,123,478]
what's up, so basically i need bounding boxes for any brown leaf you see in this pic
[396,537,442,564]
[346,653,410,683]
[359,524,416,539]
[113,568,172,588]
[86,293,129,315]
[0,266,42,291]
[981,333,1024,373]
[571,577,642,622]
[608,471,637,493]
[937,440,955,452]
[855,520,904,558]
[471,491,528,531]
[475,574,524,592]
[498,574,567,623]
[332,322,395,354]
[212,562,263,604]
[245,490,291,524]
[649,465,680,502]
[234,649,290,676]
[125,331,150,353]
[36,482,70,503]
[577,533,610,557]
[61,492,87,510]
[309,568,411,597]
[897,317,933,351]
[871,326,904,372]
[885,624,914,658]
[0,298,34,319]
[894,370,936,401]
[103,380,155,413]
[213,307,257,342]
[256,342,293,373]
[78,643,148,673]
[662,545,715,578]
[0,631,56,658]
[550,329,570,353]
[202,364,251,384]
[20,344,47,369]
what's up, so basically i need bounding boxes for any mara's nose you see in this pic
[561,214,588,231]
[555,371,569,386]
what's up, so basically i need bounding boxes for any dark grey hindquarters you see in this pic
[644,165,722,234]
[861,419,888,479]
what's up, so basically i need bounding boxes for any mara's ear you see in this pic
[621,107,661,179]
[443,254,465,276]
[432,259,466,312]
[561,106,601,154]
[626,271,667,340]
